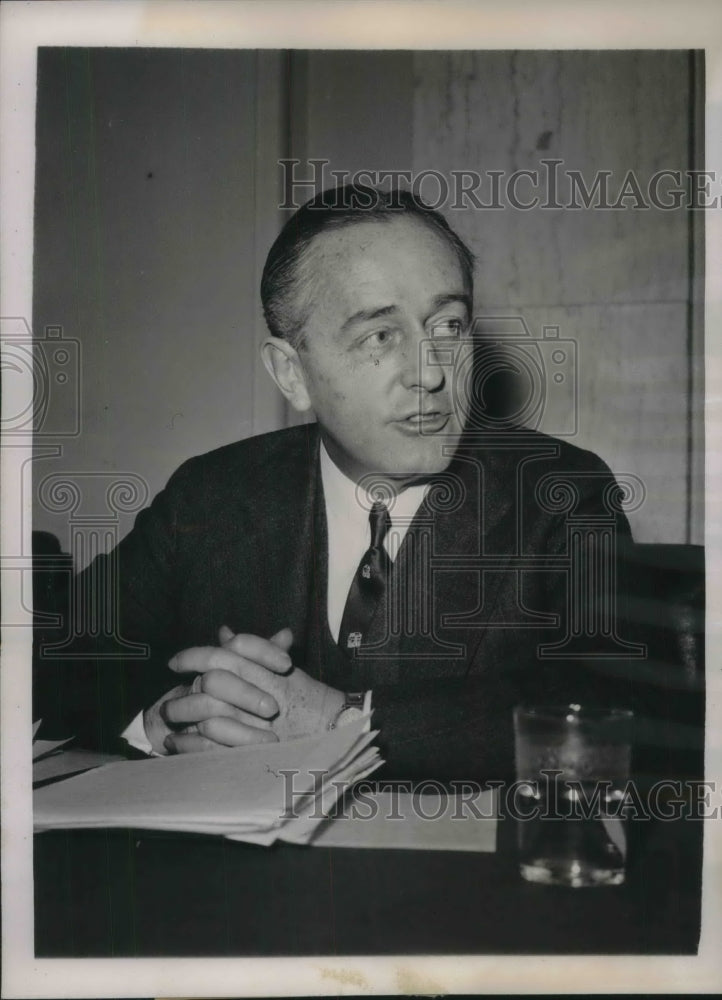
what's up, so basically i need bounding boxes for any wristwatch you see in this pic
[328,691,366,730]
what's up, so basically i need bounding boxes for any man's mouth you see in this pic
[397,411,452,433]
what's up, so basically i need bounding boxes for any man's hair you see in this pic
[261,185,476,348]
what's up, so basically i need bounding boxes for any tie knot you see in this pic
[369,501,391,549]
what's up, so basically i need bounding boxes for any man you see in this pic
[35,186,635,781]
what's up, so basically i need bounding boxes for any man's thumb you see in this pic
[269,627,294,652]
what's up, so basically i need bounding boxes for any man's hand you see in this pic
[143,627,344,755]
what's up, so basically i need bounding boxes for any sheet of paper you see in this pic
[31,714,496,853]
[33,749,125,785]
[310,788,498,853]
[276,751,385,845]
[34,715,377,837]
[223,755,386,846]
[269,729,380,820]
[32,737,74,761]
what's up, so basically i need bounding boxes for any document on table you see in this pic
[33,748,127,785]
[32,731,73,761]
[310,788,498,853]
[33,717,497,852]
[34,715,382,846]
[32,720,124,785]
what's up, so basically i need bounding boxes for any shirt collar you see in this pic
[319,440,429,527]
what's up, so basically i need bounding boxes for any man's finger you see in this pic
[183,666,279,718]
[200,667,279,716]
[221,631,293,673]
[269,627,294,653]
[164,731,218,754]
[171,636,291,675]
[218,625,294,654]
[161,691,275,727]
[200,716,279,747]
[168,645,284,681]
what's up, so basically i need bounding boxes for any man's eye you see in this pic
[430,318,467,338]
[362,329,394,348]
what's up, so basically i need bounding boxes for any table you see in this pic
[34,793,702,956]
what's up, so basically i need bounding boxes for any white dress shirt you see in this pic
[320,441,428,641]
[123,441,427,752]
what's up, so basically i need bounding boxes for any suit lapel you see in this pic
[359,445,520,679]
[268,432,532,688]
[280,428,354,690]
[234,424,321,653]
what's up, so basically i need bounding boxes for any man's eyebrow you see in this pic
[428,293,472,317]
[339,294,472,334]
[340,305,398,333]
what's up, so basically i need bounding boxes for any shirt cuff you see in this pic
[121,710,155,756]
[363,690,372,731]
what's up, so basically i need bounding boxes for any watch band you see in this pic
[328,691,366,730]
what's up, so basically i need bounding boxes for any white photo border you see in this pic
[2,1,720,995]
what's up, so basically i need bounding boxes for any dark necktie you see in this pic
[338,501,392,653]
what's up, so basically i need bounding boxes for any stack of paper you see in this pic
[32,718,72,758]
[34,716,381,846]
[33,721,125,785]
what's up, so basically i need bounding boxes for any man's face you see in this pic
[291,216,471,483]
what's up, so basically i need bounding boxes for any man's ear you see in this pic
[261,336,313,413]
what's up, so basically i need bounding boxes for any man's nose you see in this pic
[401,336,448,392]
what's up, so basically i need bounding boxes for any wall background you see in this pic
[32,48,704,561]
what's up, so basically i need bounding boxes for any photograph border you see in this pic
[2,1,721,996]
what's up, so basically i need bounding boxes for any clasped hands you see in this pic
[144,626,344,755]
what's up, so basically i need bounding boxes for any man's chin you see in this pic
[380,435,461,480]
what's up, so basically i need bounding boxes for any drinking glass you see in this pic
[513,704,633,887]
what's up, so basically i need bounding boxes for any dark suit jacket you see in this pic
[34,424,637,781]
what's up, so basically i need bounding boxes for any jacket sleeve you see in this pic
[33,459,199,752]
